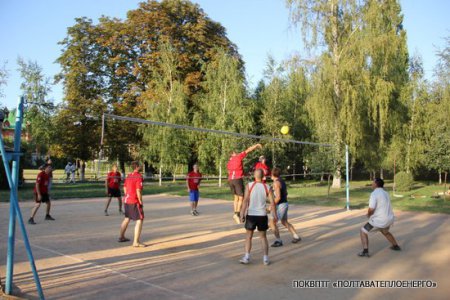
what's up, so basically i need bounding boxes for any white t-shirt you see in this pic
[369,188,395,228]
[247,181,270,216]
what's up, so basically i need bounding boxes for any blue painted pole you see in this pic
[2,96,45,299]
[5,97,23,294]
[345,144,350,211]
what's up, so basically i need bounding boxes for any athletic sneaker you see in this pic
[292,237,302,243]
[263,257,270,266]
[239,256,250,264]
[191,210,196,216]
[28,218,36,225]
[390,245,401,251]
[104,210,109,216]
[45,215,55,221]
[357,251,370,257]
[271,240,283,247]
[233,214,241,224]
[193,210,199,216]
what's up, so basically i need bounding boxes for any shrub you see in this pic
[394,171,414,192]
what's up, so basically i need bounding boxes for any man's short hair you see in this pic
[131,161,140,170]
[272,167,281,178]
[374,178,384,187]
[254,169,263,180]
[259,155,265,162]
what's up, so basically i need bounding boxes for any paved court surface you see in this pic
[0,195,449,299]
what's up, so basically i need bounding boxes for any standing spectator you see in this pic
[104,164,123,216]
[64,162,72,182]
[186,164,202,216]
[70,162,76,183]
[28,165,55,224]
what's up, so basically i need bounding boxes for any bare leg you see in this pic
[190,201,195,211]
[133,219,143,245]
[117,197,123,212]
[105,197,112,212]
[281,220,299,238]
[45,201,51,215]
[360,229,369,250]
[245,230,254,254]
[381,230,399,246]
[259,230,269,256]
[119,218,131,239]
[270,218,280,240]
[193,201,198,210]
[30,203,41,219]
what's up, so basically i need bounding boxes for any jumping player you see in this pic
[269,167,301,247]
[28,164,55,224]
[227,143,262,224]
[118,161,146,248]
[186,164,202,216]
[239,169,276,265]
[358,178,401,257]
[104,164,123,216]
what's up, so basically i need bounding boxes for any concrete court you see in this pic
[0,194,449,300]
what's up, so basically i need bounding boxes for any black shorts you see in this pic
[229,178,244,196]
[124,203,144,221]
[245,215,268,232]
[34,192,50,203]
[108,188,121,198]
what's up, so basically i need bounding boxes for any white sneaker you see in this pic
[233,214,241,224]
[263,257,270,266]
[239,256,250,264]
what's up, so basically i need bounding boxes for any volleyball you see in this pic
[280,125,289,135]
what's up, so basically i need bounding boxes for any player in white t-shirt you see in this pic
[239,169,277,265]
[358,178,401,257]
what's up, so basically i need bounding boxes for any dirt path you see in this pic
[0,195,449,299]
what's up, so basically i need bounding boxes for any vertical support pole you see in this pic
[345,144,350,211]
[5,97,24,293]
[3,96,45,299]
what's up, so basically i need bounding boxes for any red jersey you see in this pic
[227,151,247,180]
[187,171,202,190]
[34,171,50,194]
[107,171,122,189]
[253,162,271,178]
[124,171,143,204]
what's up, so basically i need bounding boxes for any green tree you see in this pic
[141,41,190,184]
[17,57,54,157]
[0,62,7,101]
[424,37,450,183]
[194,47,254,185]
[287,0,366,188]
[362,0,409,178]
[55,17,106,164]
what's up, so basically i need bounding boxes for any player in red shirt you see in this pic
[104,165,123,216]
[253,155,271,183]
[227,143,262,224]
[186,164,202,216]
[28,164,55,224]
[118,161,146,247]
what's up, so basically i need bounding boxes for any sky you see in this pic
[0,0,448,109]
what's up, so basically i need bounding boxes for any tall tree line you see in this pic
[5,0,447,185]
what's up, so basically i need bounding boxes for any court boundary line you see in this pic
[22,241,194,299]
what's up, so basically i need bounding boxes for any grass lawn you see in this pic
[2,178,449,214]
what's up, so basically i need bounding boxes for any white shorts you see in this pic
[361,222,390,234]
